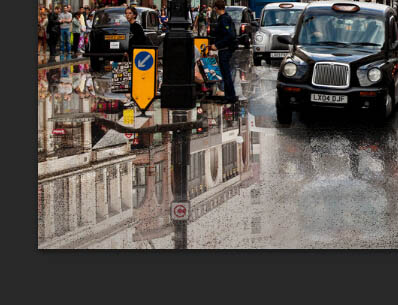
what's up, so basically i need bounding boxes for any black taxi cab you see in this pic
[275,1,398,123]
[84,6,164,71]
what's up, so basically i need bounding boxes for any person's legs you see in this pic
[218,50,236,102]
[60,29,65,52]
[65,30,71,53]
[73,33,80,53]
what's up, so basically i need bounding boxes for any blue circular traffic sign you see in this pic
[134,51,154,71]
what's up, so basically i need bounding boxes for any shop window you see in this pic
[133,166,147,208]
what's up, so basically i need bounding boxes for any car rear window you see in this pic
[93,11,129,26]
[226,8,243,22]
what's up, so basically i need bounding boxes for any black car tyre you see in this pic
[90,57,101,72]
[276,96,292,124]
[375,92,393,123]
[244,38,251,49]
[253,57,262,66]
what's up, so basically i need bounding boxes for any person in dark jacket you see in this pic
[47,6,61,62]
[123,6,147,60]
[210,0,237,103]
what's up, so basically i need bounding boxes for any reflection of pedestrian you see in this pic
[210,0,237,103]
[159,9,168,32]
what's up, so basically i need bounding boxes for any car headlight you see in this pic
[255,34,263,43]
[283,62,297,77]
[368,68,381,82]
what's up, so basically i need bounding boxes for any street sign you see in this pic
[124,133,133,139]
[52,129,66,135]
[171,201,190,221]
[132,47,158,112]
[123,108,134,125]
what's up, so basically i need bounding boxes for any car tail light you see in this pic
[241,24,246,34]
[207,25,210,35]
[240,71,246,81]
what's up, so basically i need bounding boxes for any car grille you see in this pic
[312,62,350,88]
[271,35,289,50]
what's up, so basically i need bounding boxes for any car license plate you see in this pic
[104,35,125,40]
[110,42,120,49]
[270,52,287,58]
[311,93,348,104]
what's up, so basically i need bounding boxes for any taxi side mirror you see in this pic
[278,35,293,45]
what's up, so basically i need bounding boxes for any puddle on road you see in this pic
[37,51,398,249]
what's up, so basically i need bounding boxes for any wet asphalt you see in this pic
[187,51,398,249]
[38,48,398,249]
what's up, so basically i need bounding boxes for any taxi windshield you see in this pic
[298,12,385,48]
[261,9,303,26]
[93,11,129,27]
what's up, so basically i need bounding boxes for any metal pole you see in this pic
[172,110,190,249]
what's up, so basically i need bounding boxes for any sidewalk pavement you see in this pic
[38,51,89,69]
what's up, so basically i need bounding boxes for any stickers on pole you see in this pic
[131,48,158,112]
[194,37,209,56]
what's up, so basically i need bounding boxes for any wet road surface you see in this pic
[37,49,398,249]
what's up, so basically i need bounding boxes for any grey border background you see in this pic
[3,0,396,268]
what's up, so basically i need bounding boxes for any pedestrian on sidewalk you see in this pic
[38,10,48,57]
[59,5,72,54]
[47,6,61,61]
[210,0,237,103]
[72,12,82,55]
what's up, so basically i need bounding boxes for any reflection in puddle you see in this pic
[37,52,255,249]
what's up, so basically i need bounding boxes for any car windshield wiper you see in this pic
[314,41,349,47]
[352,42,381,46]
[272,23,290,26]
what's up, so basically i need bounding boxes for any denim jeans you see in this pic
[60,28,71,53]
[218,49,236,101]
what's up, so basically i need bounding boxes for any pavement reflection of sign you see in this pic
[132,48,158,112]
[171,201,190,221]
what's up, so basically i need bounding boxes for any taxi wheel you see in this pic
[276,96,292,124]
[375,92,393,123]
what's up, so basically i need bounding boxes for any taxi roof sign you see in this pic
[279,3,293,8]
[332,3,360,12]
[131,47,158,112]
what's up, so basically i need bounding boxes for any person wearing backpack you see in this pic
[210,0,238,103]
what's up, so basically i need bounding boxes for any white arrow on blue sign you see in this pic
[134,51,154,71]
